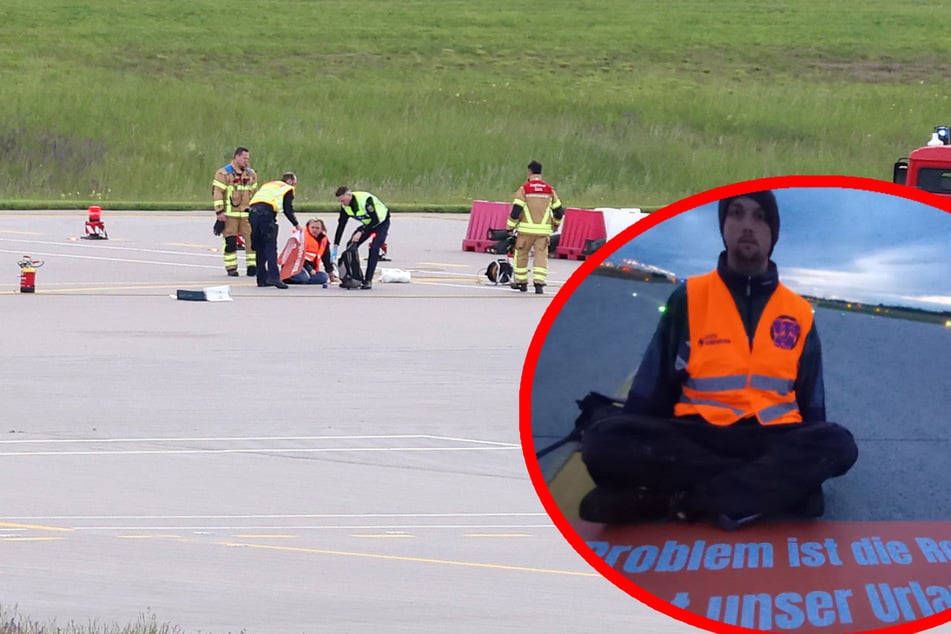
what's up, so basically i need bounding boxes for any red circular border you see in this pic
[519,175,951,634]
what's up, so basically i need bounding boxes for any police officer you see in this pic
[332,187,390,290]
[248,172,300,289]
[578,190,858,530]
[212,147,258,277]
[507,160,565,294]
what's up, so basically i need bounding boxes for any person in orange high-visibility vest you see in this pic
[576,190,858,531]
[283,218,338,285]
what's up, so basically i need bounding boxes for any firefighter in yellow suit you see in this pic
[212,146,258,277]
[506,160,565,294]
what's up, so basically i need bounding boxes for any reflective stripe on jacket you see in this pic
[250,181,295,214]
[507,177,561,235]
[212,164,257,216]
[673,271,813,426]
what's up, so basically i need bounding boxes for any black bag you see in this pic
[485,259,513,285]
[485,228,514,255]
[582,237,606,256]
[338,245,364,283]
[535,391,625,458]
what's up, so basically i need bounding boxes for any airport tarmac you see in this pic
[0,210,704,634]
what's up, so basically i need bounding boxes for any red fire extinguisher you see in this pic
[17,255,44,293]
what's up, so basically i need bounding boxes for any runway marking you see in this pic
[231,534,297,539]
[417,262,471,268]
[118,534,186,540]
[2,512,546,520]
[0,446,520,457]
[0,537,65,542]
[0,434,518,446]
[0,248,218,269]
[463,533,532,538]
[0,521,73,532]
[214,541,598,577]
[351,534,415,539]
[0,229,43,235]
[0,238,218,259]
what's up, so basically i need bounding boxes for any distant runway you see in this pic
[0,210,702,634]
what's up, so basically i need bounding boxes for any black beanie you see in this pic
[718,190,780,255]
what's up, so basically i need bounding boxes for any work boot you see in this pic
[359,281,372,290]
[227,269,239,277]
[246,266,257,277]
[534,284,544,295]
[516,283,528,293]
[578,486,669,524]
[267,280,289,289]
[340,278,362,290]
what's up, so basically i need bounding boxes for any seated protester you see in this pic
[284,219,338,285]
[578,190,859,531]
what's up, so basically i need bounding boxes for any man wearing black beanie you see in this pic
[577,190,858,531]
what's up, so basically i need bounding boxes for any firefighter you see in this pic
[212,146,258,277]
[332,187,390,290]
[577,190,858,531]
[507,160,565,294]
[248,172,301,289]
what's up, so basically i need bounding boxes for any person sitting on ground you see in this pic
[284,218,339,286]
[577,189,859,531]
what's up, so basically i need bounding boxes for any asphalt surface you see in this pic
[0,210,705,634]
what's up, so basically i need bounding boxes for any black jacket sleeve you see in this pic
[794,323,826,423]
[282,190,299,228]
[622,284,689,418]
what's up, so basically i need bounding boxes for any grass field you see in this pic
[2,1,950,209]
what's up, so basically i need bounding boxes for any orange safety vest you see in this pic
[303,230,328,270]
[673,271,813,426]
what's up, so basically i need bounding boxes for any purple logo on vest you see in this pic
[770,315,801,350]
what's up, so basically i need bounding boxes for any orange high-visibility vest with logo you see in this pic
[673,271,813,426]
[303,229,327,271]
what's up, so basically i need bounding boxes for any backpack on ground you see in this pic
[484,258,513,285]
[338,244,364,288]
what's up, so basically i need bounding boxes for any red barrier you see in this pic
[554,208,606,260]
[462,200,511,252]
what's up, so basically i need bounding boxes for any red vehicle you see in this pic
[893,125,951,198]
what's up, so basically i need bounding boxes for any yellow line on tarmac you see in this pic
[463,533,532,538]
[0,521,73,532]
[0,230,44,235]
[166,242,216,249]
[417,262,471,268]
[0,536,65,542]
[215,541,597,577]
[118,534,185,540]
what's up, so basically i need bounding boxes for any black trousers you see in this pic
[349,216,390,283]
[581,414,858,519]
[249,206,279,285]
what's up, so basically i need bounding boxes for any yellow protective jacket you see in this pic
[507,176,563,236]
[673,271,814,426]
[249,181,295,214]
[212,163,258,216]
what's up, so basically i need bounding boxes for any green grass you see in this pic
[0,606,197,634]
[1,1,949,209]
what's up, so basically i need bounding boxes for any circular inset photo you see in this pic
[522,176,951,634]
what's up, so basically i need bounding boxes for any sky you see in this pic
[607,187,951,311]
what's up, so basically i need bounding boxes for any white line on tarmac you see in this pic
[0,248,219,269]
[0,513,547,520]
[0,434,517,445]
[0,446,520,457]
[0,237,218,259]
[58,524,556,531]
